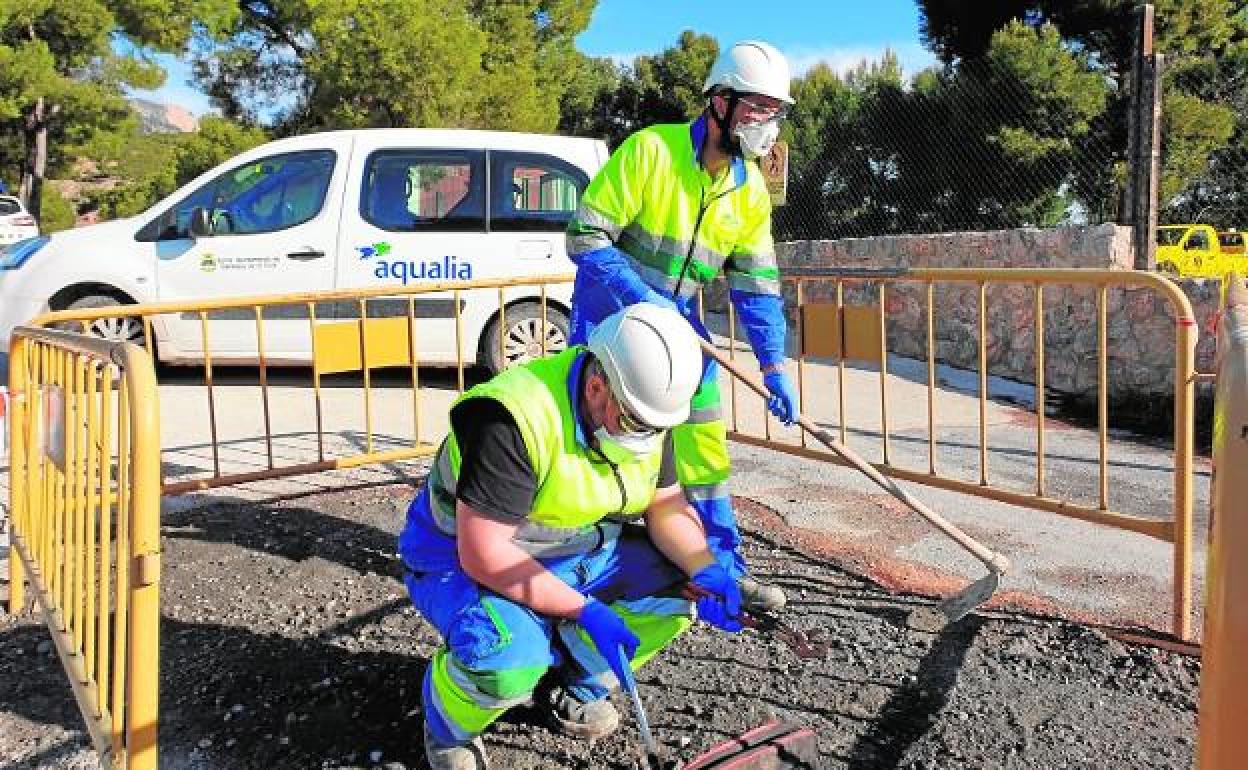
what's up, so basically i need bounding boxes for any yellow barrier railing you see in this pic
[6,326,161,770]
[26,270,1200,641]
[31,275,574,496]
[722,268,1198,641]
[7,269,1207,770]
[1197,273,1247,769]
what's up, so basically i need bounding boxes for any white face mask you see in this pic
[732,117,780,159]
[593,426,661,465]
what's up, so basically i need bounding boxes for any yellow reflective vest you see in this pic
[568,119,781,300]
[426,348,664,550]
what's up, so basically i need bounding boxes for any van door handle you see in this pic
[287,249,326,261]
[517,240,552,260]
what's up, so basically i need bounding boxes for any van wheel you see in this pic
[483,303,569,374]
[59,294,149,350]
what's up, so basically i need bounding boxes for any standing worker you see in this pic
[399,304,747,770]
[566,40,797,612]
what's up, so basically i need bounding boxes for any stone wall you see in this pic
[780,224,1137,271]
[713,225,1221,412]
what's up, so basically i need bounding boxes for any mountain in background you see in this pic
[130,98,198,133]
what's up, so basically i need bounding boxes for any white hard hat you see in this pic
[703,40,794,105]
[587,304,703,430]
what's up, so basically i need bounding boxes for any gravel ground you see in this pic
[1,480,1199,769]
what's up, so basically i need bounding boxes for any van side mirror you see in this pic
[189,207,214,238]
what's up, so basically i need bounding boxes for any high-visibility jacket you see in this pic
[566,117,787,367]
[424,347,664,556]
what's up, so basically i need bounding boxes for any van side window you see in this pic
[136,150,336,241]
[489,151,588,232]
[361,150,485,232]
[0,197,21,216]
[1185,230,1209,250]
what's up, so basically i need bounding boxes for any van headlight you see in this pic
[0,236,50,270]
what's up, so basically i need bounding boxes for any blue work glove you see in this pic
[641,288,679,313]
[762,369,798,425]
[691,564,744,632]
[578,598,640,683]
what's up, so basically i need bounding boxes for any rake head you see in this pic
[907,569,1003,632]
[937,569,1002,623]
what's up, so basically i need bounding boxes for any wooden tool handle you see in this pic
[701,339,1010,574]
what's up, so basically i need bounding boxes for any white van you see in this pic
[0,129,608,372]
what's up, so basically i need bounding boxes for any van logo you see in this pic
[357,242,392,259]
[373,255,473,284]
[200,253,218,273]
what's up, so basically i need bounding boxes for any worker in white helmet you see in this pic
[398,304,747,770]
[566,40,797,617]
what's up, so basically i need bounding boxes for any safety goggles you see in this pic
[736,94,790,122]
[612,391,660,436]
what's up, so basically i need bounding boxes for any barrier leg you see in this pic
[6,544,23,615]
[1197,275,1248,770]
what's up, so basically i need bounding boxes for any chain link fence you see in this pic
[775,60,1126,242]
[1160,55,1248,231]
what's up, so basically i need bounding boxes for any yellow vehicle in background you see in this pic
[1155,224,1248,277]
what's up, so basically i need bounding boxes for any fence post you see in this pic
[1136,51,1165,271]
[1197,275,1248,769]
[1125,4,1164,270]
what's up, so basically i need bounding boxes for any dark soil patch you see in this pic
[1,481,1199,769]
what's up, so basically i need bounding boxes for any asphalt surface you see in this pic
[0,481,1199,770]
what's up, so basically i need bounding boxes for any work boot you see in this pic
[423,721,490,770]
[740,576,787,614]
[548,687,620,739]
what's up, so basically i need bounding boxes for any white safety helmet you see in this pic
[702,40,794,105]
[587,304,703,430]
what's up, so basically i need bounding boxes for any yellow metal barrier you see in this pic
[27,270,1200,640]
[1197,273,1248,769]
[6,326,162,770]
[7,269,1208,769]
[31,275,574,496]
[723,268,1198,641]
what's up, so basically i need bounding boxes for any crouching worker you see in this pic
[398,304,746,770]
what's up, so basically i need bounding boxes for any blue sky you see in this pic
[130,0,933,118]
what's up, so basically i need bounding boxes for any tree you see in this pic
[194,0,595,134]
[0,1,236,220]
[917,0,1248,227]
[775,60,875,240]
[557,52,626,143]
[173,116,269,187]
[38,183,74,232]
[558,30,718,149]
[775,24,1107,239]
[629,31,719,128]
[919,0,1041,62]
[971,21,1107,227]
[1158,43,1247,225]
